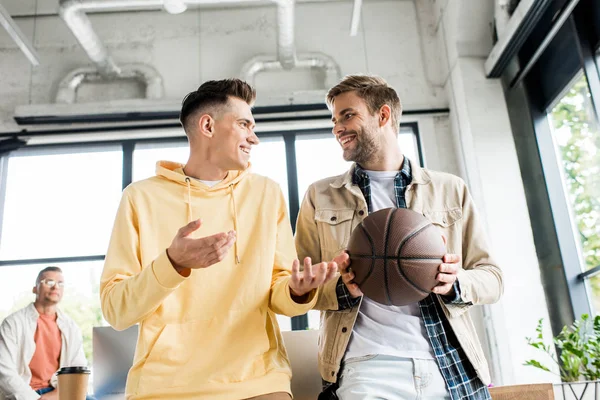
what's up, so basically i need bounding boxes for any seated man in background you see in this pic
[0,266,89,400]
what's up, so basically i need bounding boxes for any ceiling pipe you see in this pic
[57,0,339,100]
[241,52,341,89]
[56,64,164,104]
[0,2,41,66]
[349,0,362,37]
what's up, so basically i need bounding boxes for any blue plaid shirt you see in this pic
[335,159,491,400]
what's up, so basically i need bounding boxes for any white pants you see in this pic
[336,355,452,400]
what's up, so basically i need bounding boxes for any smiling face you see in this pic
[210,96,259,171]
[331,91,382,164]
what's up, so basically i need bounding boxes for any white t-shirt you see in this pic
[344,169,434,361]
[193,178,222,187]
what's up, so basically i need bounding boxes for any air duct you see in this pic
[241,52,341,89]
[241,0,340,87]
[53,0,340,105]
[56,64,164,104]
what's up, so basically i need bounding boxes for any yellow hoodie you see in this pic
[100,161,317,400]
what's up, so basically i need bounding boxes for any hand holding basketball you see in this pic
[333,252,363,298]
[433,253,461,296]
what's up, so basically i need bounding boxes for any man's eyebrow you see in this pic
[331,108,354,122]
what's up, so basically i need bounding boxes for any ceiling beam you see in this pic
[0,1,40,66]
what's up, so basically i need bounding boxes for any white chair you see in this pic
[281,329,322,400]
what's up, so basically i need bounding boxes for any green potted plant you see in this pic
[525,314,600,400]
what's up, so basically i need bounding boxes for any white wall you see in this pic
[429,0,558,386]
[0,0,557,387]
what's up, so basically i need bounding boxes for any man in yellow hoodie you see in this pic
[101,79,337,400]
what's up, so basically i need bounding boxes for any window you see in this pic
[548,73,600,313]
[133,141,189,182]
[0,146,123,260]
[248,136,289,207]
[0,145,121,378]
[0,261,106,364]
[295,127,422,202]
[0,123,424,355]
[133,137,289,208]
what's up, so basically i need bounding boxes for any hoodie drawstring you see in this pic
[229,184,240,264]
[185,177,193,223]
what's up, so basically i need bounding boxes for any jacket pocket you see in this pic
[423,209,462,255]
[315,209,355,260]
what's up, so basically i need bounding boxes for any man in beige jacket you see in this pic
[295,75,503,400]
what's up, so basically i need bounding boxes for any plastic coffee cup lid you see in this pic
[57,366,91,375]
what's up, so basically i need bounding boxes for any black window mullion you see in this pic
[122,141,134,189]
[0,255,106,267]
[283,134,300,230]
[282,133,309,331]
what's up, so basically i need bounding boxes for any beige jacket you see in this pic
[295,162,503,385]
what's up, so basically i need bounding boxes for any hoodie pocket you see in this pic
[138,309,271,392]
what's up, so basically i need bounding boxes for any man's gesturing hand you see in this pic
[289,257,337,298]
[167,219,236,275]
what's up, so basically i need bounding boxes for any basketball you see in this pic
[347,207,446,306]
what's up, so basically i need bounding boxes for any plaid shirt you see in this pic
[335,159,491,400]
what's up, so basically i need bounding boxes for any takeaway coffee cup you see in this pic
[56,366,90,400]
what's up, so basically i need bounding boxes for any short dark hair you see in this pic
[179,79,256,134]
[36,266,62,285]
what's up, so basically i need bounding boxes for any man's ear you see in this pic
[32,285,37,295]
[198,114,215,138]
[378,104,392,128]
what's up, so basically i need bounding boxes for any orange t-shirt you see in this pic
[29,314,62,390]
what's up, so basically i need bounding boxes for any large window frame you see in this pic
[502,0,600,335]
[0,117,424,331]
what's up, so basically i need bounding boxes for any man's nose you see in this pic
[333,123,345,137]
[249,131,259,145]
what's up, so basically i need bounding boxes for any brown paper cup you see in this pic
[57,366,90,400]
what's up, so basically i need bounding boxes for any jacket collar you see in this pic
[26,302,65,323]
[330,158,431,189]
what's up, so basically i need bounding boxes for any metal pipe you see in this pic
[273,0,296,69]
[349,0,362,37]
[241,52,341,88]
[59,0,298,74]
[56,64,164,104]
[0,2,41,66]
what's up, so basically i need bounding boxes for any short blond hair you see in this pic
[326,75,403,133]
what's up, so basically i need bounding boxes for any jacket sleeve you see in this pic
[294,185,341,312]
[269,187,318,316]
[69,322,87,368]
[100,188,188,331]
[443,180,504,318]
[0,318,40,400]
